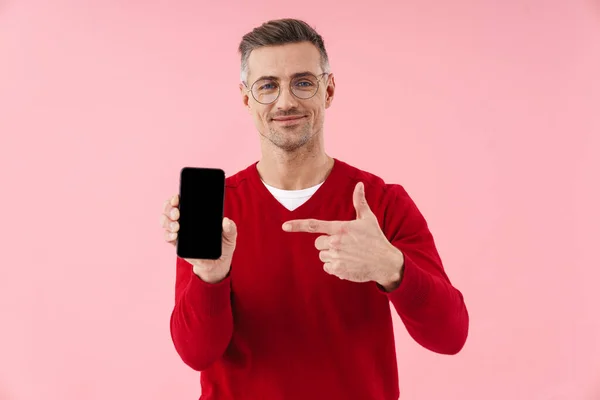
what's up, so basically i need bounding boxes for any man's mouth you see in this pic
[271,115,306,125]
[271,115,306,121]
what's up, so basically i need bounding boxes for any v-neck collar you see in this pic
[246,158,344,222]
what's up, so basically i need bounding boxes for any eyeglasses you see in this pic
[243,72,329,105]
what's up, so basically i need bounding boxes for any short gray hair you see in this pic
[238,18,330,83]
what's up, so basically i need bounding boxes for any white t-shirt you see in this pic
[262,181,323,211]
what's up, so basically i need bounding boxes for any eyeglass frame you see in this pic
[242,72,330,105]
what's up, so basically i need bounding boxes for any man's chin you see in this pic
[264,126,314,150]
[272,136,311,152]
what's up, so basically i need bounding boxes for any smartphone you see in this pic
[176,167,225,260]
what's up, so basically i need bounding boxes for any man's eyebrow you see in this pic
[253,71,319,81]
[253,75,279,81]
[290,71,318,78]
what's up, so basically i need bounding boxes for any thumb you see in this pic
[353,182,374,220]
[222,217,238,246]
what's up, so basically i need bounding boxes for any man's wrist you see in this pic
[378,247,405,292]
[193,267,230,284]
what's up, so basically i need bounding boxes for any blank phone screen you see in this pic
[176,167,225,260]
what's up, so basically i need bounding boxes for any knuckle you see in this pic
[329,236,340,249]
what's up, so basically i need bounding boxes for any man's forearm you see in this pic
[387,254,469,355]
[171,258,234,371]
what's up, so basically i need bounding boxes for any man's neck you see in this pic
[257,150,334,191]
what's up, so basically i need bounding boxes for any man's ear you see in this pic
[240,83,250,110]
[325,74,336,109]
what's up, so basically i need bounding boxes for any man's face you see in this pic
[240,42,335,152]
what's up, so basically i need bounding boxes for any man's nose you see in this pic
[275,85,299,110]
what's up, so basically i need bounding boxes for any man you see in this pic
[160,18,469,400]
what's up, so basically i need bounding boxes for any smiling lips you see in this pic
[272,115,306,125]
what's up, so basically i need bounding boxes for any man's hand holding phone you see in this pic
[161,194,237,284]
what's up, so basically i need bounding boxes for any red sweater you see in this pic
[170,159,469,400]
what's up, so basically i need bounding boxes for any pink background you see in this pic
[1,0,599,399]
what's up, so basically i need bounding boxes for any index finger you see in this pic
[282,219,345,235]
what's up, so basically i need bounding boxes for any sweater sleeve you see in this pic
[169,256,234,371]
[380,184,469,355]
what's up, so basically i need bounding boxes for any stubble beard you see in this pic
[267,122,314,152]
